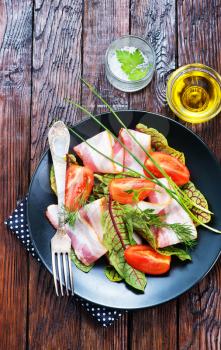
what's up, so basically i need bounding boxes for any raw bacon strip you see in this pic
[119,128,151,174]
[149,178,197,248]
[74,130,123,173]
[46,200,107,265]
[133,201,169,214]
[79,197,107,241]
[148,178,172,205]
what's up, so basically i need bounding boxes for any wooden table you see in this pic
[0,1,220,349]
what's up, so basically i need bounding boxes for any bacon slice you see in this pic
[74,131,123,173]
[79,197,107,241]
[119,128,151,175]
[46,198,107,265]
[134,198,172,214]
[149,178,197,248]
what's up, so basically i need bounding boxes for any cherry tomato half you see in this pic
[65,164,94,211]
[144,152,190,186]
[124,244,171,275]
[109,177,155,204]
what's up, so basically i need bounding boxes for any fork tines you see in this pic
[52,252,74,296]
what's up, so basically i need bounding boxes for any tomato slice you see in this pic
[144,152,190,186]
[124,245,171,275]
[65,164,94,211]
[109,177,155,204]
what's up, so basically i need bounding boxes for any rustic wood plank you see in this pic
[0,0,33,348]
[31,0,82,164]
[29,1,83,349]
[82,0,130,115]
[79,311,128,350]
[129,1,177,349]
[177,1,221,349]
[130,303,178,350]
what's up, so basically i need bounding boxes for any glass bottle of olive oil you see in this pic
[166,64,221,123]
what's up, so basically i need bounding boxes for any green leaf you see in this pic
[104,265,123,282]
[50,153,78,196]
[65,211,77,227]
[116,49,152,81]
[182,181,211,225]
[50,166,57,195]
[70,250,94,273]
[136,123,185,164]
[124,215,137,245]
[102,201,147,292]
[157,246,192,261]
[122,205,157,248]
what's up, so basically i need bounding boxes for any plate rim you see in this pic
[27,110,221,309]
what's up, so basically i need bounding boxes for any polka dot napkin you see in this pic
[5,197,125,327]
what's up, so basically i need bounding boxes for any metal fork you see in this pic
[48,121,74,296]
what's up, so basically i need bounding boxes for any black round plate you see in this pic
[27,111,221,309]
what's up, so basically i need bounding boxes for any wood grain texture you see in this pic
[129,0,176,114]
[0,1,32,349]
[130,302,178,350]
[129,2,178,349]
[31,0,83,166]
[177,1,221,349]
[82,0,130,115]
[29,1,83,349]
[79,311,128,350]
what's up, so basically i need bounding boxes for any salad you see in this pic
[46,117,213,293]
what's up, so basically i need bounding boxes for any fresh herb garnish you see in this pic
[116,49,152,81]
[165,223,197,249]
[65,210,77,227]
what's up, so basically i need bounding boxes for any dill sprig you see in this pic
[65,210,77,227]
[136,208,196,249]
[167,223,197,249]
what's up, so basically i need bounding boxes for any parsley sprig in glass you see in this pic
[105,35,155,92]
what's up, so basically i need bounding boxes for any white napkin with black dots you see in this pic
[5,197,125,327]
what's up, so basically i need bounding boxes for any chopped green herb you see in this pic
[65,210,77,227]
[116,49,152,81]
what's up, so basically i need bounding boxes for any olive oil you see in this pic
[166,64,221,123]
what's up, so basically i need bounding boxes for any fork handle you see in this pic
[48,121,70,228]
